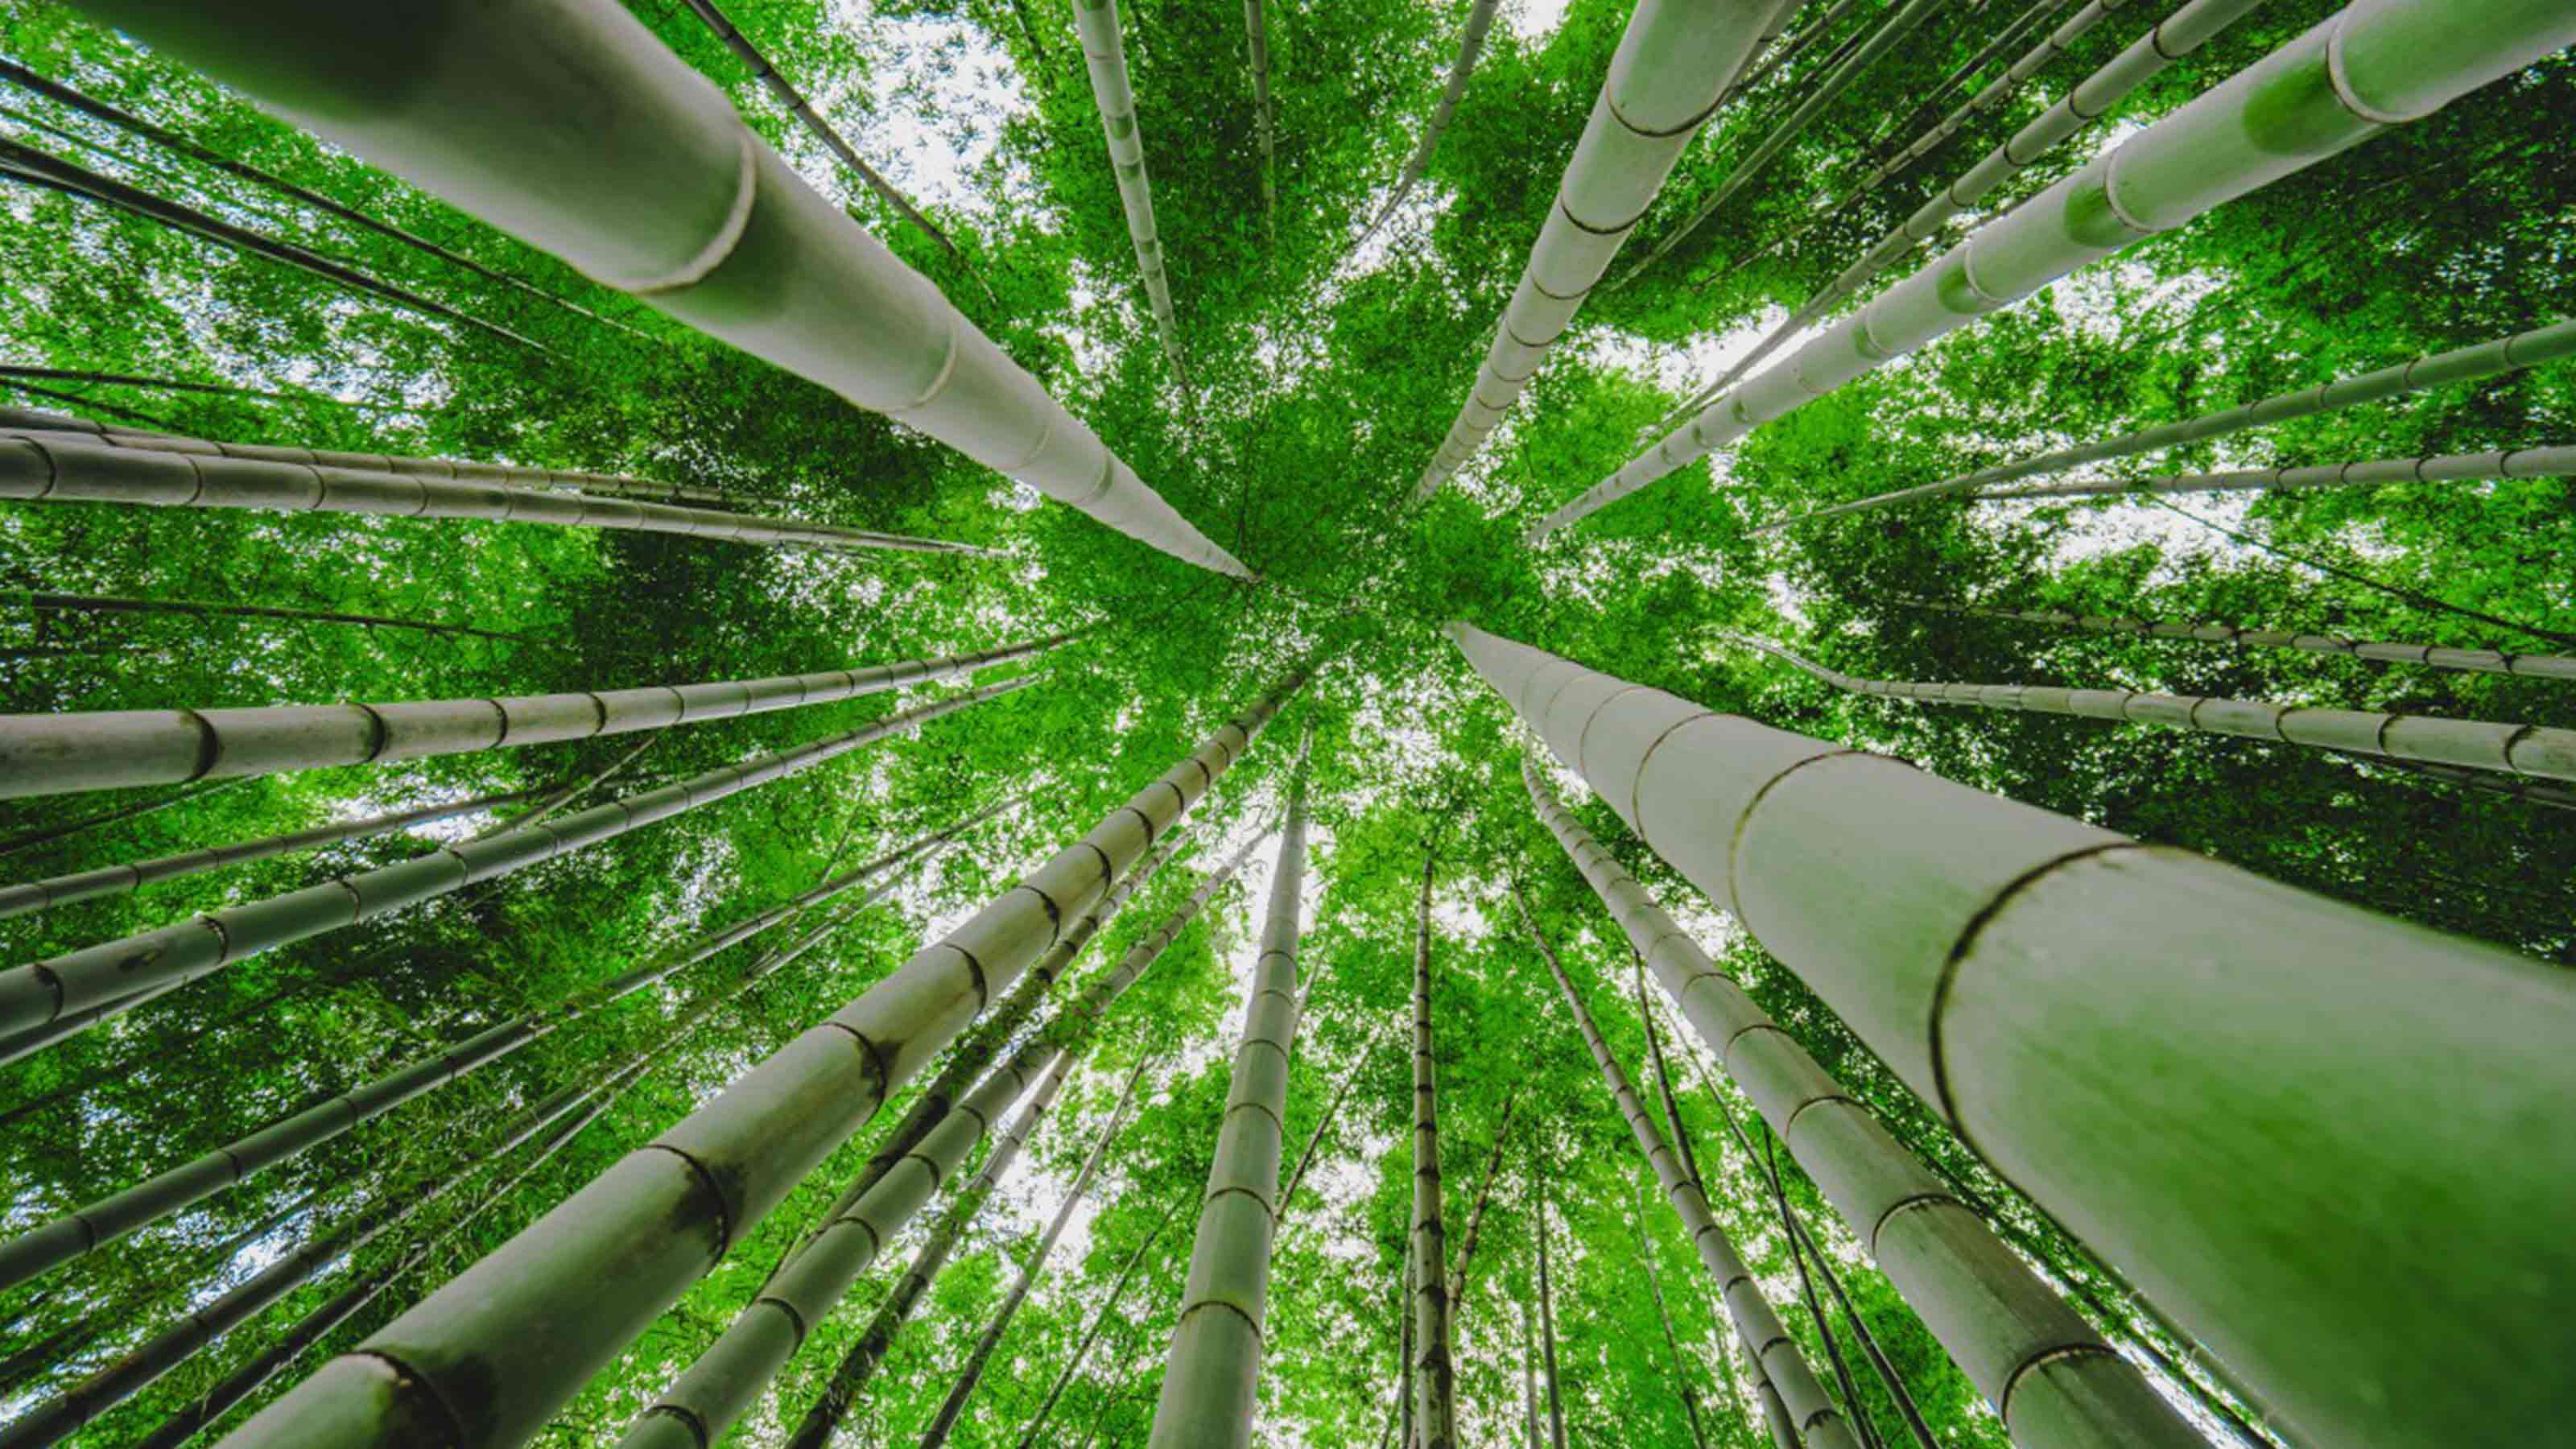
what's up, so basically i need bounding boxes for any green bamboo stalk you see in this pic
[0,679,1026,1049]
[1146,733,1315,1449]
[2343,752,2576,811]
[1273,1035,1379,1238]
[1408,852,1459,1449]
[1537,0,2551,540]
[1531,1170,1567,1449]
[1764,1128,1885,1449]
[1861,0,2083,155]
[242,667,1299,1449]
[1463,620,2576,1443]
[18,586,551,649]
[1627,1181,1712,1449]
[1012,1199,1182,1449]
[1516,889,1863,1449]
[1730,632,2576,784]
[1071,0,1191,386]
[1519,1299,1543,1449]
[1889,595,2576,683]
[0,775,252,858]
[1244,0,1277,255]
[1971,442,2576,502]
[916,1054,1156,1449]
[1399,1239,1418,1449]
[1354,0,1501,246]
[464,733,664,844]
[1442,1084,1518,1319]
[1413,0,1798,500]
[0,365,416,415]
[69,0,1249,577]
[0,631,1059,799]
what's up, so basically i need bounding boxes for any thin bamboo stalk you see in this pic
[1071,0,1191,386]
[1442,1085,1518,1318]
[1408,853,1459,1449]
[0,366,416,415]
[1972,443,2576,502]
[0,775,251,858]
[1399,1239,1418,1449]
[1740,0,1873,95]
[1516,890,1862,1449]
[1862,0,2083,155]
[1354,0,1501,246]
[1245,0,1277,254]
[1273,1035,1378,1238]
[1413,0,1798,499]
[1765,1129,1885,1449]
[1732,631,2576,783]
[71,0,1248,576]
[1463,620,2576,1443]
[1519,1299,1543,1449]
[1147,733,1314,1449]
[2343,752,2576,812]
[18,586,551,649]
[1628,1182,1711,1449]
[464,732,664,844]
[1889,595,2576,683]
[0,631,1059,799]
[1012,1198,1182,1449]
[1532,1170,1567,1449]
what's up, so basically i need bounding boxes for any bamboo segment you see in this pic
[206,668,1301,1448]
[1413,0,1798,500]
[0,631,1063,799]
[1356,0,1501,245]
[1517,893,1864,1449]
[1148,738,1314,1449]
[1455,621,2576,1444]
[1245,0,1277,254]
[1532,0,2565,540]
[1071,0,1191,386]
[70,0,1248,577]
[1732,633,2576,783]
[1970,444,2576,501]
[0,681,1026,1046]
[1889,596,2576,683]
[1274,1036,1377,1236]
[1409,856,1459,1449]
[1013,1199,1181,1449]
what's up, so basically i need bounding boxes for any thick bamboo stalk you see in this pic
[0,786,533,919]
[617,830,1263,1449]
[1147,737,1315,1449]
[1012,1199,1181,1449]
[1532,1173,1567,1449]
[1535,0,2557,541]
[1245,0,1277,254]
[1733,632,2576,783]
[1609,0,1955,291]
[0,631,1059,799]
[915,1055,1154,1449]
[1517,891,1862,1449]
[1974,443,2576,501]
[1462,621,2576,1443]
[782,1050,1080,1449]
[1628,1183,1711,1449]
[72,0,1249,577]
[1274,1035,1377,1237]
[0,807,965,1293]
[1071,0,1191,386]
[1890,595,2576,683]
[1355,0,1501,245]
[1413,0,1798,499]
[0,679,1024,1050]
[19,585,551,649]
[1408,854,1459,1449]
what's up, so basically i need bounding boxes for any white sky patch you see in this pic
[1505,0,1574,43]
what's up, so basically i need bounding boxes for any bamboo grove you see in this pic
[1,0,2570,1446]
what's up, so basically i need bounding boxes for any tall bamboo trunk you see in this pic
[1516,892,1862,1449]
[1,631,1059,799]
[1407,853,1459,1449]
[1459,620,2576,1443]
[1012,1198,1182,1449]
[18,584,555,648]
[1413,0,1797,499]
[1146,733,1314,1449]
[1628,1183,1711,1449]
[1071,0,1192,386]
[1534,0,2574,540]
[0,680,1025,1052]
[1889,595,2576,683]
[1442,1085,1517,1317]
[1732,632,2576,783]
[1532,1172,1566,1449]
[782,1050,1080,1448]
[70,0,1249,576]
[1356,0,1501,244]
[1244,0,1277,254]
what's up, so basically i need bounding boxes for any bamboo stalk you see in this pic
[464,733,664,844]
[1518,1300,1543,1449]
[1627,1181,1711,1449]
[19,586,552,649]
[70,0,1249,576]
[1442,1084,1518,1319]
[1274,1035,1379,1238]
[1531,1166,1567,1449]
[1889,595,2576,683]
[1399,1238,1418,1449]
[1071,0,1192,386]
[1245,0,1277,255]
[1971,442,2576,501]
[0,366,413,415]
[1012,1198,1183,1449]
[2343,752,2576,811]
[0,775,252,858]
[1408,852,1459,1449]
[1354,0,1501,246]
[1462,620,2576,1443]
[0,631,1060,799]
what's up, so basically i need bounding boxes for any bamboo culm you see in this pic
[1515,889,1863,1449]
[915,1055,1156,1449]
[1532,1171,1566,1449]
[0,365,418,416]
[1013,1199,1182,1449]
[20,585,554,649]
[1627,1182,1711,1449]
[464,731,667,844]
[1441,1085,1517,1318]
[1355,0,1501,245]
[1412,0,1798,499]
[1072,0,1192,386]
[1244,0,1277,254]
[0,630,1061,799]
[1971,443,2576,502]
[69,0,1249,576]
[1408,853,1459,1449]
[1731,632,2576,784]
[1463,620,2576,1443]
[1147,737,1314,1449]
[0,679,1027,1051]
[1273,1034,1377,1239]
[1889,595,2576,683]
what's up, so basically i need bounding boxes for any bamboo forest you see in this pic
[3,0,2573,1444]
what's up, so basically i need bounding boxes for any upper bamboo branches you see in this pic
[1531,0,2575,540]
[1073,0,1192,386]
[73,0,1249,577]
[1454,621,2576,1443]
[1892,596,2576,682]
[1412,0,1798,500]
[0,631,1066,799]
[1356,0,1501,246]
[1409,854,1459,1449]
[1732,632,2576,783]
[214,664,1307,1447]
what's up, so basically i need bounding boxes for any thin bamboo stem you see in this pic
[1353,0,1501,246]
[1011,1197,1183,1449]
[1408,852,1459,1449]
[1533,1167,1567,1449]
[1629,1180,1711,1449]
[19,587,551,649]
[1273,1035,1379,1241]
[1973,443,2576,502]
[0,365,417,415]
[464,732,665,843]
[1889,595,2576,683]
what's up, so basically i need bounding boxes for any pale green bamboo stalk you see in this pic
[464,732,665,844]
[0,630,1063,799]
[1971,442,2576,502]
[1461,620,2576,1443]
[1355,0,1502,245]
[1013,1198,1182,1449]
[1531,1171,1566,1449]
[1889,595,2576,683]
[18,584,553,648]
[1442,1084,1517,1318]
[1515,889,1863,1449]
[0,679,1026,1047]
[1273,1034,1378,1238]
[916,1055,1155,1449]
[0,786,534,919]
[1399,1238,1418,1449]
[1412,0,1798,500]
[1071,0,1191,386]
[1408,853,1459,1449]
[1519,1299,1542,1449]
[1245,0,1277,254]
[71,0,1248,577]
[1147,733,1314,1449]
[1534,0,2564,540]
[1732,632,2576,783]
